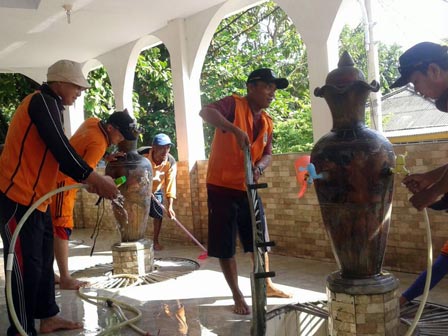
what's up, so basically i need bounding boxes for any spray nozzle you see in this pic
[95,176,127,206]
[299,163,325,184]
[114,176,127,187]
[390,152,410,175]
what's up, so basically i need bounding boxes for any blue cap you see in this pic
[152,133,173,146]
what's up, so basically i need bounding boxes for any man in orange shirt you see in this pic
[143,133,177,250]
[0,59,119,335]
[200,68,291,315]
[52,110,137,289]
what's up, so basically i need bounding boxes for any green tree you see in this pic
[83,45,177,158]
[85,67,115,121]
[339,24,402,94]
[133,45,176,158]
[0,73,39,142]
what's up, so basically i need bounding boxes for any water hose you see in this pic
[5,183,149,336]
[6,183,87,336]
[392,154,433,335]
[77,288,150,335]
[404,208,432,336]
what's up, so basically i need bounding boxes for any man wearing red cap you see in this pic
[390,42,448,306]
[200,68,291,315]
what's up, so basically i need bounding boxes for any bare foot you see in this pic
[233,294,250,315]
[54,273,60,285]
[40,315,83,333]
[266,284,292,298]
[59,276,89,290]
[154,243,164,251]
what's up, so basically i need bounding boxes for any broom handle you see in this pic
[151,194,207,253]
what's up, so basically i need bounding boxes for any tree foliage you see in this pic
[339,23,402,94]
[0,74,39,142]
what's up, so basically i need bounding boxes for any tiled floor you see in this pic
[1,228,448,335]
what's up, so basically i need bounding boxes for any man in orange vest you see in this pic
[0,59,120,335]
[200,68,291,315]
[51,110,137,290]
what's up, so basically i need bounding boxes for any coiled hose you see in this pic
[5,183,148,336]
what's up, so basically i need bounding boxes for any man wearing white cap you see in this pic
[0,59,119,335]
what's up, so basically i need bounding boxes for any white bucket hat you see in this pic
[47,59,90,89]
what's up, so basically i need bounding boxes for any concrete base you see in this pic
[112,239,154,276]
[327,272,400,336]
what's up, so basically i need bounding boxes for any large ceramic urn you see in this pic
[106,139,153,242]
[311,52,395,279]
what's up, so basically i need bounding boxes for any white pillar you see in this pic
[277,0,357,141]
[97,42,137,115]
[363,0,382,131]
[155,19,205,166]
[63,93,85,137]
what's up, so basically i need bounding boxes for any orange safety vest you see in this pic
[0,91,59,212]
[51,118,109,229]
[206,94,273,191]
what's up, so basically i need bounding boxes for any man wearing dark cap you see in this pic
[391,42,448,307]
[0,59,120,335]
[199,68,291,315]
[391,41,448,110]
[51,109,137,290]
[142,133,177,250]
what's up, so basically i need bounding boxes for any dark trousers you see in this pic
[0,192,59,336]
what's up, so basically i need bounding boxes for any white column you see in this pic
[155,19,205,166]
[97,42,137,115]
[363,0,382,131]
[63,93,85,137]
[277,0,356,141]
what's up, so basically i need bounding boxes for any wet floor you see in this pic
[1,228,447,335]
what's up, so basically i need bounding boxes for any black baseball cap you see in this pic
[246,68,289,89]
[107,110,137,141]
[391,42,448,88]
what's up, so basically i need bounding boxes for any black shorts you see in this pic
[207,187,253,258]
[149,190,164,220]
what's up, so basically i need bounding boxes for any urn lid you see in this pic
[315,51,379,97]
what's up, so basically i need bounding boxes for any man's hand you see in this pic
[252,165,262,183]
[234,128,250,150]
[402,173,432,194]
[409,186,441,211]
[104,152,125,162]
[84,172,119,200]
[167,205,176,219]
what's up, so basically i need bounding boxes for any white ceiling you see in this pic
[0,0,226,71]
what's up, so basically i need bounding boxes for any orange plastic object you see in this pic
[294,155,311,198]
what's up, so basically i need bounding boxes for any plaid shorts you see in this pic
[149,190,164,219]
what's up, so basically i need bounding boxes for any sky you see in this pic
[356,0,448,49]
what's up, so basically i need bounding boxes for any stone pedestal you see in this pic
[112,239,154,276]
[327,271,400,336]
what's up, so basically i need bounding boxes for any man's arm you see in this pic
[199,103,249,149]
[29,93,92,182]
[164,154,177,218]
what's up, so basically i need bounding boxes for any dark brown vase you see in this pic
[105,139,153,242]
[311,52,395,279]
